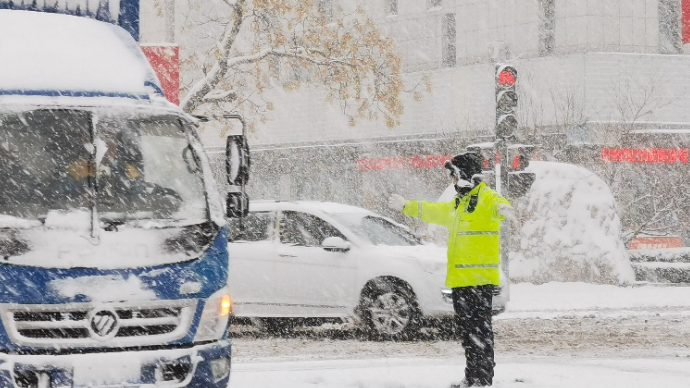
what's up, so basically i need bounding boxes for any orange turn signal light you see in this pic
[220,294,232,317]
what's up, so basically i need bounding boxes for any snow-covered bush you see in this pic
[510,162,635,285]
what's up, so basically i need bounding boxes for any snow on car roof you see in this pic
[0,10,158,98]
[249,200,374,215]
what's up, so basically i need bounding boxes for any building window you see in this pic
[660,0,682,54]
[539,0,555,55]
[319,0,334,21]
[428,0,442,10]
[442,13,456,67]
[387,0,398,16]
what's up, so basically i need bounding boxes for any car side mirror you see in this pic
[322,237,351,252]
[226,192,249,218]
[226,135,250,186]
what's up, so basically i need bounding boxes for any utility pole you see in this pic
[493,65,536,300]
[495,64,518,299]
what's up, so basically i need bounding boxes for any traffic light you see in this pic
[466,144,497,172]
[507,145,536,198]
[495,65,518,140]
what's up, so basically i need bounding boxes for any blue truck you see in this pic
[0,9,248,388]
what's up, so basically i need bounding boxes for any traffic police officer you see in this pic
[388,152,515,387]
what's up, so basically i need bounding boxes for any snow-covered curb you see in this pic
[503,282,690,318]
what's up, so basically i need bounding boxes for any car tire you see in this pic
[358,279,421,340]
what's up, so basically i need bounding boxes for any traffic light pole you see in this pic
[495,63,517,303]
[496,138,511,302]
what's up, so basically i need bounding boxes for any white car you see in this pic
[227,201,507,338]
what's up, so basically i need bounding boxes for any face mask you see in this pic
[454,179,472,196]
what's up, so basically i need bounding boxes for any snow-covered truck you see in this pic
[0,10,245,388]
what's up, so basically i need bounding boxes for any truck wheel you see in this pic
[359,279,421,340]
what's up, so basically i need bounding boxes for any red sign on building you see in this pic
[141,45,180,105]
[601,148,689,164]
[629,236,682,250]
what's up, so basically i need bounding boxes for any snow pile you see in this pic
[0,10,155,95]
[511,162,635,285]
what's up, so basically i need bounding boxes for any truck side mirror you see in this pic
[226,192,249,218]
[226,135,250,186]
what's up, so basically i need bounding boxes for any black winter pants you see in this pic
[452,285,495,387]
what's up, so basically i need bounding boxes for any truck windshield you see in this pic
[0,109,213,269]
[0,109,206,223]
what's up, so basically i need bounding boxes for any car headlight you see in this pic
[194,287,232,341]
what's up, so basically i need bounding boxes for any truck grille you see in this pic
[0,301,197,348]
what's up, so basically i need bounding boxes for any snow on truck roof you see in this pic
[0,10,162,99]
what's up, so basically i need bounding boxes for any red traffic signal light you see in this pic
[508,145,535,171]
[496,65,517,88]
[498,69,516,86]
[512,155,521,169]
[496,65,517,140]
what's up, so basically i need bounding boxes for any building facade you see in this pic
[242,0,690,145]
[142,1,690,242]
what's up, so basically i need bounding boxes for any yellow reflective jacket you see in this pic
[403,182,509,288]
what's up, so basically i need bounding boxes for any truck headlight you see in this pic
[194,287,232,341]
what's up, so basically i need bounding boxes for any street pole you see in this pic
[495,64,518,302]
[496,138,510,301]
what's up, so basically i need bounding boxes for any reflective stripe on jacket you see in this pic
[402,182,509,288]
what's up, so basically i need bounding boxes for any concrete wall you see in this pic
[362,0,666,67]
[139,0,690,148]
[248,0,690,147]
[519,52,690,130]
[553,0,660,54]
[243,68,483,147]
[244,50,690,148]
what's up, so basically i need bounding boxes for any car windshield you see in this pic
[0,109,206,223]
[331,214,421,246]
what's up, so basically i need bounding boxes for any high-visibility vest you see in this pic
[403,182,509,288]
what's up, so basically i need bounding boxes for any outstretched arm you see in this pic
[403,200,456,227]
[388,194,456,227]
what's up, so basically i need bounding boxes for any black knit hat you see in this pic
[444,152,483,180]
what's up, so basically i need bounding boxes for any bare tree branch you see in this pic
[181,0,245,112]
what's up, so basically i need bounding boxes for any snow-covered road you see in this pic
[229,282,690,387]
[230,356,690,388]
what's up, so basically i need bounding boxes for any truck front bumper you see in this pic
[0,340,231,388]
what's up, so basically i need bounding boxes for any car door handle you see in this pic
[279,254,297,258]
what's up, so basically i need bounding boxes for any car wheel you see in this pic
[359,279,421,340]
